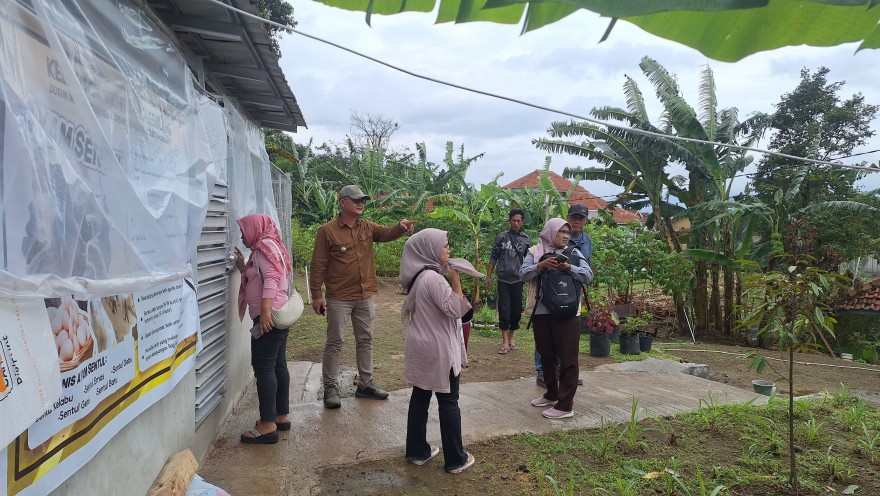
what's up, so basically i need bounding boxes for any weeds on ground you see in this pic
[853,422,880,462]
[509,388,880,495]
[799,415,825,444]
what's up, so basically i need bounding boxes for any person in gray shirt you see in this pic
[484,209,531,354]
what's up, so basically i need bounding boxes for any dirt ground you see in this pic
[290,277,880,399]
[288,277,880,495]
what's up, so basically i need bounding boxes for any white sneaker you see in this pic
[542,407,574,419]
[407,445,440,466]
[531,395,556,407]
[446,452,476,474]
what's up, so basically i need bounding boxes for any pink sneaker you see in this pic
[531,396,556,407]
[542,407,574,419]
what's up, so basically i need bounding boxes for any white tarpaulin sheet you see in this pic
[0,0,279,494]
[0,0,218,299]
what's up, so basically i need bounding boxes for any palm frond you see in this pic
[798,201,880,216]
[639,56,681,99]
[622,76,649,120]
[564,167,637,188]
[698,64,717,141]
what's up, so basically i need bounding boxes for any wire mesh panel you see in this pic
[271,164,292,258]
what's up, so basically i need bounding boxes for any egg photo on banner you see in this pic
[0,297,62,448]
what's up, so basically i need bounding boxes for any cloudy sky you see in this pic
[277,2,880,200]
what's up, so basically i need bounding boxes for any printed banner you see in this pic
[0,298,61,449]
[1,278,200,496]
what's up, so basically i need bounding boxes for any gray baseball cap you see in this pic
[339,185,370,200]
[568,204,588,217]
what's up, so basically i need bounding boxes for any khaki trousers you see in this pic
[323,296,376,389]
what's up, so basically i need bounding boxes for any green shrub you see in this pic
[374,237,406,276]
[290,218,318,271]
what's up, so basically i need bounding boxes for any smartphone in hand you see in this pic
[554,253,569,263]
[250,323,263,339]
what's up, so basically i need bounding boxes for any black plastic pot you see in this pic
[589,332,611,357]
[619,333,640,355]
[638,333,653,353]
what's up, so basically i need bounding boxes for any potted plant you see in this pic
[584,308,616,358]
[625,311,655,353]
[582,294,618,357]
[618,313,646,355]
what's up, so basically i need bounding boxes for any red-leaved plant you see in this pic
[582,295,618,334]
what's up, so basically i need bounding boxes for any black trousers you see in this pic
[497,281,524,331]
[251,317,290,422]
[532,314,580,412]
[405,369,467,469]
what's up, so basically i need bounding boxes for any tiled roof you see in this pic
[840,278,880,313]
[503,170,644,224]
[503,170,582,192]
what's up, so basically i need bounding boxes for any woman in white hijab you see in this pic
[399,228,483,474]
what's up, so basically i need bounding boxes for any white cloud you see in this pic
[279,1,880,196]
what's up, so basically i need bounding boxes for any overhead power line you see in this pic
[207,0,880,174]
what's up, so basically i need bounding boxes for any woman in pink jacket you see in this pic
[235,214,292,444]
[399,228,482,473]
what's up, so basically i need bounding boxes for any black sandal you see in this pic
[276,421,292,431]
[240,429,279,444]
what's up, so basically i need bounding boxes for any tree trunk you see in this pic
[473,236,481,305]
[689,171,709,330]
[723,263,734,337]
[694,260,709,330]
[711,267,721,333]
[789,346,798,495]
[662,216,683,253]
[673,291,687,335]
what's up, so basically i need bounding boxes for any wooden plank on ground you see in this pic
[146,449,199,496]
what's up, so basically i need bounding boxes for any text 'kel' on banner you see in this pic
[2,279,200,496]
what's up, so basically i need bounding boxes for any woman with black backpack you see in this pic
[520,218,593,419]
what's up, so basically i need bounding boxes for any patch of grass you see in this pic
[493,392,880,495]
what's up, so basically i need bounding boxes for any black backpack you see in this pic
[534,246,585,321]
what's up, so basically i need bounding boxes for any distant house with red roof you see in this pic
[840,278,880,314]
[502,170,644,225]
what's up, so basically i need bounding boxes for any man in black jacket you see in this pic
[484,209,531,354]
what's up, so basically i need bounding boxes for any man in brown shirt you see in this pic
[310,185,415,409]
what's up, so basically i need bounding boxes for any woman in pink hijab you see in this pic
[399,228,483,473]
[234,214,292,444]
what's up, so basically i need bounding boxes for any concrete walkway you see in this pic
[199,360,766,495]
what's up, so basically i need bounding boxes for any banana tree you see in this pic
[639,56,770,334]
[312,0,880,63]
[537,74,691,251]
[428,181,503,303]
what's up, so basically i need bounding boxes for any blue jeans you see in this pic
[405,369,467,470]
[251,317,290,422]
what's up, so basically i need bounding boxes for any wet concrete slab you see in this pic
[199,361,765,495]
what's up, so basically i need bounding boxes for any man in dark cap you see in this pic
[310,185,415,409]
